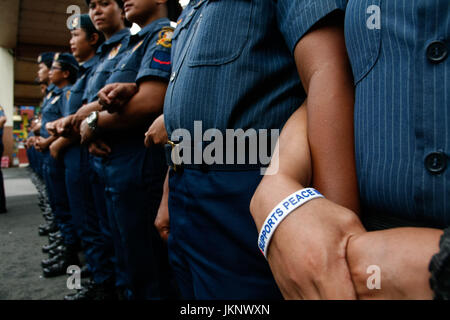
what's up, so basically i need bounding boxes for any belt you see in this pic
[164,141,266,172]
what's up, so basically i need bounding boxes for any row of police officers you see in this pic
[25,0,450,300]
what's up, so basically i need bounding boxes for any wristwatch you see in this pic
[86,111,99,131]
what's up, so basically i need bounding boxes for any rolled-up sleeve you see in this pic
[277,0,347,52]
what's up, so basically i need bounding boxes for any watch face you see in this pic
[87,112,96,124]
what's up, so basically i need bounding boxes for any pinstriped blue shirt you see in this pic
[345,0,450,226]
[164,0,347,136]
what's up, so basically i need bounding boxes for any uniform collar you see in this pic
[137,18,171,38]
[97,28,130,54]
[80,55,99,72]
[46,83,56,94]
[52,84,69,95]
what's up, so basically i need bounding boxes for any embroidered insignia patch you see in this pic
[66,90,71,101]
[150,50,171,72]
[71,17,79,29]
[108,44,122,60]
[156,27,174,48]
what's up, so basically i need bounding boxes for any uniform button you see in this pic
[426,41,448,63]
[425,151,447,174]
[170,72,177,82]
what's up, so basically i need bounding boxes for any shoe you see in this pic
[43,245,80,278]
[48,231,62,243]
[49,245,66,257]
[42,239,62,253]
[64,278,117,300]
[38,222,58,236]
[43,260,72,278]
[41,253,62,268]
[48,234,62,243]
[48,231,61,238]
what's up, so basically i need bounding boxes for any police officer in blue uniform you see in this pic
[157,0,360,299]
[251,0,450,299]
[63,0,131,298]
[79,0,181,300]
[0,106,7,214]
[34,53,57,234]
[41,14,119,299]
[35,53,81,278]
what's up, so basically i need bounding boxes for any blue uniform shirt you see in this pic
[102,18,173,141]
[106,18,173,86]
[64,55,100,116]
[42,83,56,106]
[164,0,347,136]
[40,85,70,138]
[345,0,450,226]
[84,28,131,103]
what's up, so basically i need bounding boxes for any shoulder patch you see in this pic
[66,90,71,101]
[108,44,122,60]
[150,50,171,73]
[156,27,174,48]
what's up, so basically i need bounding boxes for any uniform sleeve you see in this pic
[60,88,71,115]
[277,0,347,53]
[136,28,173,84]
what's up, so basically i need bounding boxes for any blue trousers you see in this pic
[42,150,77,245]
[101,140,173,299]
[64,145,115,284]
[168,169,282,300]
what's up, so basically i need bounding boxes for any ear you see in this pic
[62,70,71,80]
[89,33,100,47]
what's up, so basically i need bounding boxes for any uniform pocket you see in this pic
[345,0,382,84]
[187,0,253,67]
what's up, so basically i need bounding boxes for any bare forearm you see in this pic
[294,21,359,214]
[250,106,311,229]
[347,227,442,299]
[77,101,102,121]
[52,136,79,150]
[97,81,166,131]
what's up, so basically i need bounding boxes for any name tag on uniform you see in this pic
[51,96,61,104]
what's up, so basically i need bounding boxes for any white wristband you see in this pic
[257,188,324,259]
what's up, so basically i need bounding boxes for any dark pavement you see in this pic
[0,167,74,300]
